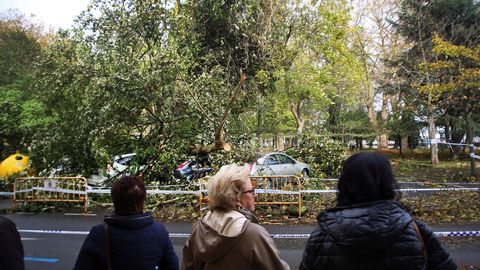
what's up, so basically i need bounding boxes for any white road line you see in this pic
[64,213,97,216]
[19,229,89,235]
[18,229,480,238]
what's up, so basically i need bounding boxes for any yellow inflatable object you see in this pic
[0,152,30,179]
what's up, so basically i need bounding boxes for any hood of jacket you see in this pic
[104,212,154,229]
[191,208,257,263]
[318,200,412,256]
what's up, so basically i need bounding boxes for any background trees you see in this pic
[393,0,480,163]
[0,10,48,160]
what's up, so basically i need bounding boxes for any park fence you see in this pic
[13,177,88,213]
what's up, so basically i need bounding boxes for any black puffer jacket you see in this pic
[300,200,457,270]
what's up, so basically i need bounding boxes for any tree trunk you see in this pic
[428,112,439,164]
[290,100,305,139]
[211,73,247,152]
[378,93,389,149]
[450,117,464,160]
[255,92,263,143]
[378,134,388,149]
[400,134,410,158]
[366,101,377,139]
[275,135,285,151]
[465,107,473,145]
[444,120,454,159]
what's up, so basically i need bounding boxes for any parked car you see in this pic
[88,153,144,186]
[106,153,145,178]
[174,159,213,181]
[250,152,310,177]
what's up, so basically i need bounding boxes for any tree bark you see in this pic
[428,111,439,164]
[255,92,264,142]
[400,134,410,158]
[450,117,464,160]
[275,135,285,151]
[366,99,378,140]
[378,93,389,148]
[290,100,305,138]
[465,106,473,145]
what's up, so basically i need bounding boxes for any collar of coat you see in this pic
[104,212,154,229]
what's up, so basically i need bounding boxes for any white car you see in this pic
[250,152,310,177]
[106,153,139,177]
[88,153,144,186]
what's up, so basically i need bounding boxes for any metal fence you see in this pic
[199,176,303,217]
[13,177,88,213]
[251,176,302,217]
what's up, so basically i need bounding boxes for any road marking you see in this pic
[24,256,59,263]
[64,213,97,216]
[18,229,480,238]
[21,238,40,241]
[19,229,88,235]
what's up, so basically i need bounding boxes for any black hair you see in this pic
[111,175,146,216]
[336,152,399,206]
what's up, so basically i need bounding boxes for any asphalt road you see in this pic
[2,211,479,270]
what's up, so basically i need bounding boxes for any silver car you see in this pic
[250,152,310,177]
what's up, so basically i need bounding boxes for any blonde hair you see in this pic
[207,164,251,211]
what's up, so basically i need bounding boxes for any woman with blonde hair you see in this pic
[182,164,290,270]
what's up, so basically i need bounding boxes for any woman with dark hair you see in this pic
[300,152,456,270]
[74,175,178,270]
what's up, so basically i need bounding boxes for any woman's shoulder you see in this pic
[243,221,269,238]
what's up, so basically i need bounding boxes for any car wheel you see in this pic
[301,169,309,178]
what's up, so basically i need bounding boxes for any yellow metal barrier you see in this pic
[14,177,88,213]
[199,175,302,217]
[250,176,302,217]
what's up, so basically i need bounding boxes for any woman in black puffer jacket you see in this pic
[300,152,457,270]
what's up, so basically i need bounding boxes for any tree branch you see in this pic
[174,64,216,124]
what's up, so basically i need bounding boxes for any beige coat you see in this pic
[182,209,290,270]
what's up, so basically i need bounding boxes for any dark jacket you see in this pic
[182,209,290,270]
[300,200,457,270]
[74,213,178,270]
[0,216,24,270]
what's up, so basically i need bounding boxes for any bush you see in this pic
[286,133,348,178]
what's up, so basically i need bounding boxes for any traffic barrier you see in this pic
[251,176,302,217]
[14,177,88,213]
[9,177,475,215]
[87,182,477,216]
[197,176,303,217]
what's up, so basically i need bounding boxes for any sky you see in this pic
[0,0,91,30]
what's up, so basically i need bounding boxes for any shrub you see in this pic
[286,133,348,178]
